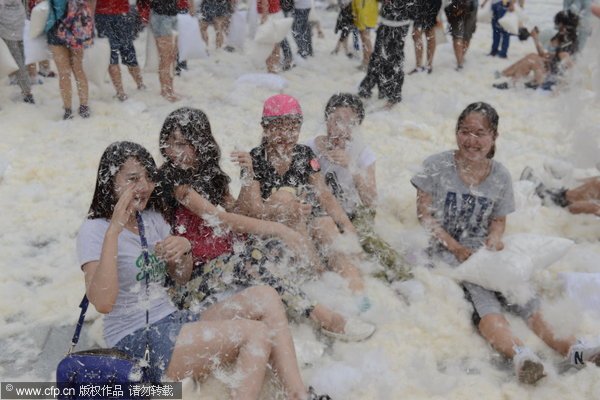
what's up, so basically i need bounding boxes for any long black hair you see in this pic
[456,102,499,159]
[553,10,579,53]
[88,141,162,219]
[158,108,231,219]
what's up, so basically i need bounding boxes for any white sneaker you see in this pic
[321,317,376,342]
[513,346,546,385]
[567,340,600,369]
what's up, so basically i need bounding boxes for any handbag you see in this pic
[55,296,146,399]
[57,212,155,398]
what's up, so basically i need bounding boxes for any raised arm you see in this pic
[82,186,137,313]
[416,188,473,263]
[175,185,314,256]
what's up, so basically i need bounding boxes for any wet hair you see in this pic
[456,102,499,159]
[553,10,579,52]
[88,141,161,219]
[158,108,231,218]
[324,93,365,124]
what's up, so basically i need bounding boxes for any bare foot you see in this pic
[161,92,181,102]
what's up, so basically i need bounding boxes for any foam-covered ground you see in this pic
[1,0,600,397]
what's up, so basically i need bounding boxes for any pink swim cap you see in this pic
[262,95,303,118]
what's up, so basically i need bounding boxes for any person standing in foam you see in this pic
[235,94,372,312]
[305,93,412,282]
[411,102,600,384]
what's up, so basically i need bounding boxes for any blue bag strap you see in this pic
[67,295,89,355]
[135,212,152,366]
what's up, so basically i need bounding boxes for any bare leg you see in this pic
[528,311,574,356]
[501,53,543,82]
[214,17,227,49]
[311,216,365,293]
[166,319,272,400]
[412,28,423,69]
[309,303,346,333]
[201,286,308,400]
[453,38,468,67]
[155,35,178,101]
[69,48,88,106]
[425,28,436,68]
[478,313,524,358]
[200,21,210,46]
[359,29,372,68]
[108,64,126,97]
[127,65,145,89]
[266,44,280,73]
[50,45,73,109]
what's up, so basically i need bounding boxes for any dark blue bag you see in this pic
[56,296,146,399]
[57,213,153,399]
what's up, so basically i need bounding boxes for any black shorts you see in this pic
[199,0,232,23]
[413,0,442,31]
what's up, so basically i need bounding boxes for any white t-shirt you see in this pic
[305,136,376,216]
[77,210,177,347]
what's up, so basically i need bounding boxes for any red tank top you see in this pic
[174,206,236,263]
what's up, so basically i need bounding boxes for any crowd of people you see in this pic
[2,0,597,115]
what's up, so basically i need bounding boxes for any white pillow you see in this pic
[254,17,293,45]
[477,1,492,24]
[235,73,288,90]
[24,21,51,65]
[177,13,208,61]
[499,11,519,35]
[29,0,50,39]
[144,28,159,73]
[226,10,248,49]
[447,233,574,304]
[559,272,600,317]
[0,39,19,76]
[83,38,110,88]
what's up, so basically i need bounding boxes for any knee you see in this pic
[244,320,272,354]
[478,313,509,332]
[253,285,282,308]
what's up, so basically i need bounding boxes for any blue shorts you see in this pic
[95,13,139,66]
[113,310,199,383]
[149,12,178,37]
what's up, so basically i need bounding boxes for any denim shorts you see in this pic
[95,13,139,66]
[113,309,199,383]
[149,12,178,37]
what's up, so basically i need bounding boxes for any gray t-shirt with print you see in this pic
[77,210,177,347]
[410,150,515,265]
